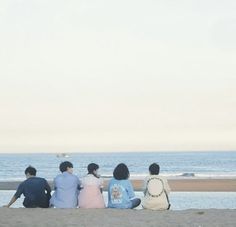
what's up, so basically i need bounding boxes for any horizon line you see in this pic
[0,150,235,155]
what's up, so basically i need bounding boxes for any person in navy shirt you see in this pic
[4,166,51,208]
[108,163,141,209]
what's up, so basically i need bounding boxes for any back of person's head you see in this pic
[113,163,130,180]
[25,166,37,176]
[59,161,73,173]
[87,163,99,174]
[149,163,160,175]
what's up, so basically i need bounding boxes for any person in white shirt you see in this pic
[142,163,171,210]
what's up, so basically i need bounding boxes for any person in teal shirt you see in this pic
[108,163,141,209]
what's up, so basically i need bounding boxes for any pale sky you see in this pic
[0,0,236,153]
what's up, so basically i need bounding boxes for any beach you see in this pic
[1,153,236,210]
[0,207,235,227]
[1,179,236,191]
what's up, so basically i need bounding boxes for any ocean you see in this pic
[0,151,236,181]
[0,151,236,209]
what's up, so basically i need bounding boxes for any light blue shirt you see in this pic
[108,178,135,209]
[50,172,80,208]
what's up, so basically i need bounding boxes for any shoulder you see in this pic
[55,174,62,178]
[157,175,167,181]
[83,174,100,183]
[149,174,162,179]
[120,179,132,186]
[34,177,48,184]
[54,174,63,181]
[109,178,117,185]
[144,175,151,181]
[37,177,47,181]
[18,180,26,188]
[71,174,79,179]
[71,174,80,182]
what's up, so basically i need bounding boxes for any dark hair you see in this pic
[149,163,160,175]
[87,163,99,174]
[59,161,73,173]
[87,163,99,178]
[113,163,130,180]
[25,166,37,176]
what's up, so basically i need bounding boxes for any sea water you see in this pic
[0,151,236,209]
[0,151,236,181]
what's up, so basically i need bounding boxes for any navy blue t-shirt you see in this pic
[14,177,51,208]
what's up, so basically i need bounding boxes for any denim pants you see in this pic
[130,198,141,208]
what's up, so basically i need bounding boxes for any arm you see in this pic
[99,178,104,194]
[77,177,83,191]
[4,183,24,207]
[45,180,51,200]
[3,195,17,208]
[164,178,171,194]
[127,181,135,199]
[45,180,51,194]
[143,177,148,195]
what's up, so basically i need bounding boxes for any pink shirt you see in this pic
[78,174,105,208]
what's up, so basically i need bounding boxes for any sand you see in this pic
[0,208,235,227]
[1,179,235,226]
[1,179,236,191]
[130,179,236,192]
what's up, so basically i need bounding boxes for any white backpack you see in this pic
[145,177,164,197]
[145,176,171,209]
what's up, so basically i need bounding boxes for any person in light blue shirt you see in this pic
[108,163,141,209]
[50,161,81,208]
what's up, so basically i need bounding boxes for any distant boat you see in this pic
[56,153,70,158]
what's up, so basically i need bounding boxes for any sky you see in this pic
[0,0,236,153]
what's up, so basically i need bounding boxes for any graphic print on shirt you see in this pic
[110,184,124,204]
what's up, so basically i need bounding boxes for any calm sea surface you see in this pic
[0,151,235,181]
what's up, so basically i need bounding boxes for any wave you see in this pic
[128,172,236,179]
[1,172,236,182]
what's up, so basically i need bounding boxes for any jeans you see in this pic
[130,198,141,209]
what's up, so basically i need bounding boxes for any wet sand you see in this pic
[1,178,236,191]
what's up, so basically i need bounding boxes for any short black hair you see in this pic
[59,161,73,173]
[25,166,37,176]
[113,163,130,180]
[149,163,160,175]
[87,163,99,174]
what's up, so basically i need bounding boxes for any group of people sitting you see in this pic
[4,162,170,210]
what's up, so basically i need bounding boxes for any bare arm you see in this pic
[3,196,17,208]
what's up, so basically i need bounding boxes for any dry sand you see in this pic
[0,208,235,227]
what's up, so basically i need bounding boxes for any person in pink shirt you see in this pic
[78,163,105,208]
